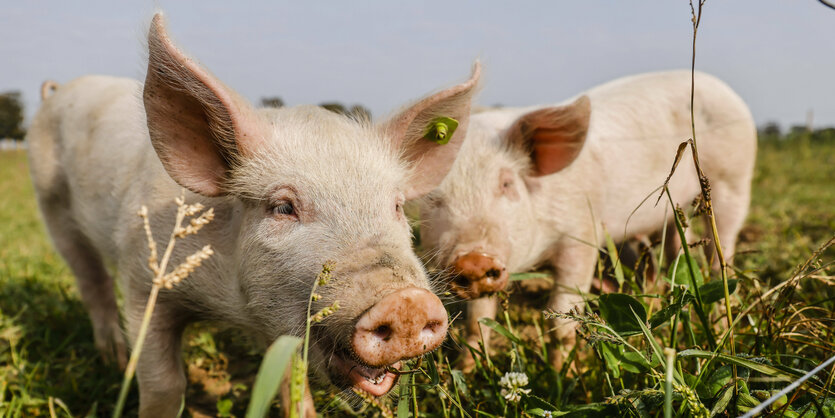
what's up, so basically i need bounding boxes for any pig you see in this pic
[418,70,756,366]
[26,13,480,416]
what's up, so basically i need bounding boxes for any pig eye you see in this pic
[501,177,514,191]
[395,196,405,217]
[498,168,520,200]
[270,201,295,217]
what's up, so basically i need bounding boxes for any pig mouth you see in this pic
[330,349,400,397]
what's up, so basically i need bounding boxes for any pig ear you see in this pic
[508,95,591,177]
[381,62,481,200]
[143,13,264,197]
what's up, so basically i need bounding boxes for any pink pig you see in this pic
[419,70,756,365]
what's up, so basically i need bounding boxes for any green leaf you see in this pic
[599,341,652,376]
[598,342,623,378]
[479,317,523,345]
[632,307,683,385]
[648,302,683,329]
[216,398,234,417]
[450,369,469,400]
[526,396,559,416]
[698,279,738,304]
[710,384,735,417]
[418,353,441,388]
[509,272,553,283]
[598,293,647,336]
[423,116,459,145]
[245,335,302,418]
[704,365,733,398]
[666,253,704,288]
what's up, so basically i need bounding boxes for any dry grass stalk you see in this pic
[113,190,215,418]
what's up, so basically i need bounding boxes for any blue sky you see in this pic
[2,1,834,128]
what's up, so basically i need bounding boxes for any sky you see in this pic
[2,1,834,129]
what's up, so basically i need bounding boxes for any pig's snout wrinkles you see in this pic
[352,288,448,367]
[451,252,509,299]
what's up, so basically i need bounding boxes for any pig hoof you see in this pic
[93,322,127,370]
[457,350,476,372]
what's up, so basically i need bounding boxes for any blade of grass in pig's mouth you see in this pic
[330,349,400,397]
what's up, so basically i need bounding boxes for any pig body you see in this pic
[419,70,756,363]
[27,15,480,416]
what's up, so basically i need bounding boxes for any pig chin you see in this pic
[310,333,402,397]
[330,347,401,397]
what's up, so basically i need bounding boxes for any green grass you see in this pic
[1,136,834,417]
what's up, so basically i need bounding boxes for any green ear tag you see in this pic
[423,116,459,145]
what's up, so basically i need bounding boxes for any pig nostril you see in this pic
[373,325,392,341]
[453,274,469,287]
[423,320,441,333]
[485,268,501,279]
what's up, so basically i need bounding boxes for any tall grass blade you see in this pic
[479,318,522,345]
[245,335,302,418]
[397,363,412,418]
[603,227,625,288]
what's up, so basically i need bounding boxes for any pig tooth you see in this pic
[362,369,386,385]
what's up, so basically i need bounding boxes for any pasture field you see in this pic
[1,135,834,417]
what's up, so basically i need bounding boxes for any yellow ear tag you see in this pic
[423,116,459,145]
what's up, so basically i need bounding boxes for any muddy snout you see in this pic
[450,252,509,299]
[352,287,448,367]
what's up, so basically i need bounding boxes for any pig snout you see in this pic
[450,252,509,299]
[352,287,449,367]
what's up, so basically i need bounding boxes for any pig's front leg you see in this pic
[126,298,188,418]
[461,295,498,370]
[547,240,598,369]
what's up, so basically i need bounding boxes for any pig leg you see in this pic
[126,298,188,418]
[546,240,598,368]
[37,197,126,368]
[461,296,498,369]
[703,181,750,269]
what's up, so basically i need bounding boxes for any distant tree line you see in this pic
[261,97,371,121]
[0,91,25,140]
[758,121,835,143]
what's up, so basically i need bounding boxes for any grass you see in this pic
[0,135,834,417]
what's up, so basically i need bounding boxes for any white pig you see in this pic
[27,14,480,416]
[419,70,756,365]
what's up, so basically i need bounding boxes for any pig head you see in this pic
[421,96,592,300]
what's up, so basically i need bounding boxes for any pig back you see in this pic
[576,70,755,240]
[27,75,180,264]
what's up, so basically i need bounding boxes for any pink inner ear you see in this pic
[510,95,591,177]
[531,132,586,176]
[144,13,264,197]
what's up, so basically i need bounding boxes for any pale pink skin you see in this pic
[420,70,756,366]
[27,13,479,416]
